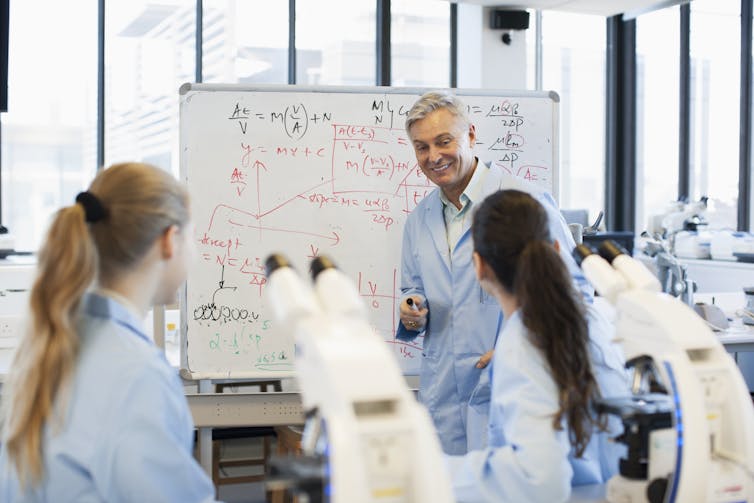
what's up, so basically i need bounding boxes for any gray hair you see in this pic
[405,91,471,134]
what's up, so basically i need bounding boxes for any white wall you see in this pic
[456,5,529,89]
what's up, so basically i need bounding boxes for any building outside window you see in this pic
[296,0,375,85]
[104,0,195,177]
[1,0,97,251]
[636,6,680,234]
[539,11,606,225]
[689,0,740,230]
[391,0,450,87]
[202,0,289,85]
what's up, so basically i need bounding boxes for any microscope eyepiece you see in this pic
[572,243,596,267]
[310,255,337,281]
[265,254,292,277]
[598,240,629,264]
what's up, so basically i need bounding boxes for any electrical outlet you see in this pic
[0,315,24,349]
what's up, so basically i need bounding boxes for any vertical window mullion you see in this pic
[195,0,202,83]
[376,0,391,86]
[289,0,296,85]
[97,0,105,171]
[739,0,752,230]
[605,15,637,232]
[679,3,690,201]
[450,2,457,88]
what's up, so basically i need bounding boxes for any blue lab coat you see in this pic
[0,293,218,503]
[446,307,628,502]
[397,161,591,455]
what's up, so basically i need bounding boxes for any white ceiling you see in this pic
[448,0,690,18]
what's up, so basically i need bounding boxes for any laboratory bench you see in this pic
[0,253,753,493]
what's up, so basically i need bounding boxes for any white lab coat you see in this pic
[397,161,592,455]
[446,308,628,502]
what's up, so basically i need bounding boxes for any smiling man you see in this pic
[395,90,591,455]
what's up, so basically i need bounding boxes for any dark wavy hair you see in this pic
[472,189,602,456]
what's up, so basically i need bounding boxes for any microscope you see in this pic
[263,254,453,503]
[574,241,754,503]
[642,197,711,306]
[640,233,696,308]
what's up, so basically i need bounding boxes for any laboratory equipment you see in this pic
[640,233,696,307]
[710,231,754,261]
[263,254,453,503]
[742,287,754,326]
[574,241,754,503]
[646,196,710,261]
[646,197,708,239]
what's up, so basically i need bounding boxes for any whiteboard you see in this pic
[179,83,559,379]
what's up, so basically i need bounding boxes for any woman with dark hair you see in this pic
[447,189,628,502]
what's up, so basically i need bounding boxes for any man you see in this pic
[397,91,592,455]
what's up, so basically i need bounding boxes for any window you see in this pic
[540,12,606,225]
[1,0,97,251]
[690,0,740,230]
[202,0,288,84]
[391,0,450,87]
[636,6,680,233]
[104,0,195,176]
[296,0,375,85]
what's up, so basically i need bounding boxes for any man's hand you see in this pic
[400,296,428,331]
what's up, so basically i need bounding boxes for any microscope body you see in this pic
[575,243,754,503]
[264,257,453,503]
[610,289,754,502]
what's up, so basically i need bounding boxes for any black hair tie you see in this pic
[75,191,108,223]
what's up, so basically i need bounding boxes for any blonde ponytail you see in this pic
[2,203,97,486]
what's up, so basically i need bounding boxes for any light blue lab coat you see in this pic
[397,161,592,455]
[446,308,628,503]
[0,293,218,503]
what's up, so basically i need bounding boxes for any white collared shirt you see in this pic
[439,158,489,260]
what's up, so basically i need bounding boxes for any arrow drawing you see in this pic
[212,264,237,305]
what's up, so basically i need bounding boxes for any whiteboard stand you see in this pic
[197,379,214,476]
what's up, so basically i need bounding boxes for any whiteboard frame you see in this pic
[178,83,559,380]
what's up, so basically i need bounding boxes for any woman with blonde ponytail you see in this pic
[0,163,218,502]
[446,189,629,503]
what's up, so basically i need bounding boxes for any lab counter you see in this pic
[0,285,752,490]
[187,391,304,428]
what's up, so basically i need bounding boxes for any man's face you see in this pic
[408,108,477,201]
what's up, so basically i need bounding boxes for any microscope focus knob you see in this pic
[646,477,668,503]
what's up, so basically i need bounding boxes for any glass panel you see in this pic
[636,6,680,234]
[202,0,288,84]
[391,0,450,87]
[296,0,375,85]
[690,0,740,230]
[104,0,195,177]
[1,0,97,251]
[541,12,606,226]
